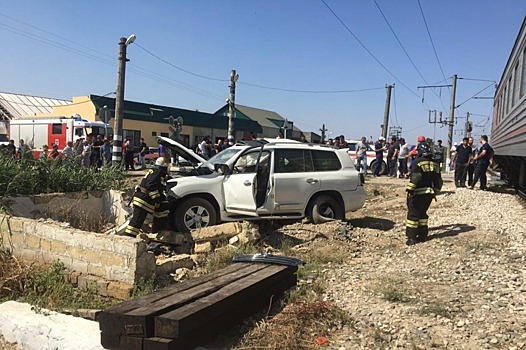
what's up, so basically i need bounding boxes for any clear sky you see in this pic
[1,1,525,145]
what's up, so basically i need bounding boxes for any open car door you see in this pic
[223,149,270,216]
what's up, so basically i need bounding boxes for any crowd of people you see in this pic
[0,135,116,169]
[450,135,493,190]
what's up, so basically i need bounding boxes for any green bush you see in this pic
[0,153,127,198]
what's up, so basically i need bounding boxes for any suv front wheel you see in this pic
[175,197,217,232]
[307,195,345,224]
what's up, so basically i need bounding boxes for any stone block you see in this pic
[9,232,24,246]
[100,253,125,267]
[134,252,156,280]
[156,230,187,245]
[15,247,38,261]
[0,217,8,234]
[82,250,101,264]
[97,280,109,296]
[78,275,99,291]
[107,268,132,284]
[68,246,83,261]
[191,222,239,242]
[7,218,23,233]
[50,240,67,254]
[194,241,213,254]
[40,238,52,251]
[87,264,107,278]
[25,234,40,250]
[69,260,89,274]
[66,271,82,286]
[107,282,134,300]
[155,255,194,275]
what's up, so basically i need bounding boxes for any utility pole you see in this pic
[382,84,393,139]
[446,74,458,163]
[112,35,135,166]
[227,70,239,145]
[319,124,328,144]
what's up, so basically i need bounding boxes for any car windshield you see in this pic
[206,148,243,166]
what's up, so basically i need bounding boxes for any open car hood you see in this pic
[156,136,212,169]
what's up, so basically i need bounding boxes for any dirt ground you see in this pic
[2,172,525,350]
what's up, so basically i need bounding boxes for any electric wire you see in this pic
[134,43,229,82]
[237,83,385,94]
[0,19,225,102]
[0,12,115,60]
[417,0,450,96]
[372,0,449,115]
[455,83,495,108]
[136,42,386,94]
[459,77,497,83]
[403,122,428,132]
[373,0,428,85]
[320,0,421,99]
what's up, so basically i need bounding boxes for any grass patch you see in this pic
[1,253,116,312]
[132,275,157,299]
[418,302,452,318]
[23,261,115,311]
[0,153,127,199]
[235,299,353,350]
[204,243,260,273]
[382,287,411,303]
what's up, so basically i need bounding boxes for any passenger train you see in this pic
[492,15,526,194]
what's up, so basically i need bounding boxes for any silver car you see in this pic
[158,137,366,232]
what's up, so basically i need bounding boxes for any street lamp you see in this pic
[112,34,136,166]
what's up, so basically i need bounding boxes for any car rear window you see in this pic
[311,150,341,171]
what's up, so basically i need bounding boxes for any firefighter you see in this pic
[405,138,443,246]
[125,157,170,237]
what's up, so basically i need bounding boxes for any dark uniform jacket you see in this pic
[134,167,168,213]
[406,158,443,195]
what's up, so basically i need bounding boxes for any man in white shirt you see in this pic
[355,137,368,174]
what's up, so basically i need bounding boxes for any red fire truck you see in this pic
[8,115,111,152]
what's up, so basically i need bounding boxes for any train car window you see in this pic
[521,48,526,98]
[513,62,520,106]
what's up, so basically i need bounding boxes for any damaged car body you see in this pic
[157,136,366,232]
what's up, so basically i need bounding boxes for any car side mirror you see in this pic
[214,163,231,175]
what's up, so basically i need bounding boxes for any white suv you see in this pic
[158,137,366,232]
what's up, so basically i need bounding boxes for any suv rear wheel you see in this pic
[307,195,344,224]
[175,197,217,232]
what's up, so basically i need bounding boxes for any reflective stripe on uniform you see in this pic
[133,197,155,212]
[153,210,170,218]
[125,225,141,236]
[413,187,435,195]
[149,191,160,199]
[418,218,428,226]
[406,219,419,228]
[406,182,417,191]
[419,160,440,173]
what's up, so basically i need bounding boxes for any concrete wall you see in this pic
[8,190,131,231]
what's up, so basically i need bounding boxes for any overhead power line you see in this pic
[417,0,450,96]
[373,0,449,124]
[320,0,421,99]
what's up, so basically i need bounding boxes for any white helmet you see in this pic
[155,157,167,167]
